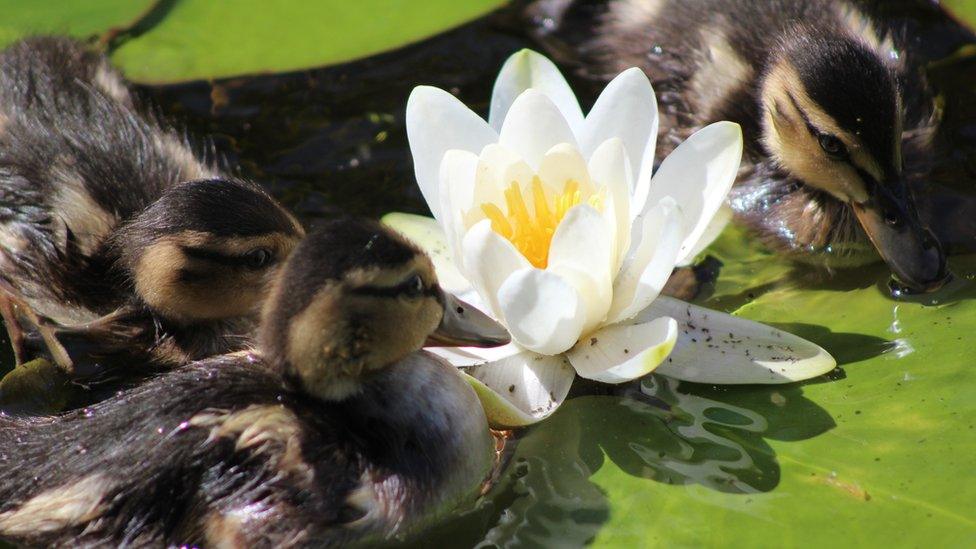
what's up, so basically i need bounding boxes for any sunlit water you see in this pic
[2,3,975,546]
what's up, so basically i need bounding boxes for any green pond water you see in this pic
[1,2,976,546]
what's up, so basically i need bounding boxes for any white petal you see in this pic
[438,149,480,265]
[579,68,658,212]
[381,213,471,294]
[475,144,534,205]
[548,204,613,330]
[537,143,592,193]
[498,90,579,170]
[461,351,576,428]
[588,138,633,267]
[462,220,531,318]
[438,149,480,216]
[566,316,677,383]
[406,86,499,221]
[638,297,837,384]
[606,199,684,324]
[489,49,584,135]
[430,341,524,367]
[498,268,586,355]
[644,121,742,263]
[676,203,733,267]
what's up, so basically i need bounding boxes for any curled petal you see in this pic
[462,220,532,318]
[579,68,658,213]
[588,138,634,268]
[438,149,480,264]
[381,213,471,295]
[498,268,586,355]
[644,121,743,264]
[498,90,578,170]
[566,316,677,384]
[489,49,584,135]
[676,203,733,267]
[606,199,684,324]
[538,143,593,194]
[406,86,498,221]
[637,297,837,384]
[548,204,613,329]
[462,351,576,428]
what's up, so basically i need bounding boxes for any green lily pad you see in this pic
[0,358,72,415]
[496,225,976,546]
[110,0,508,83]
[0,0,154,46]
[944,0,976,28]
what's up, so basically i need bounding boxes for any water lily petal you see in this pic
[438,149,480,216]
[431,341,525,367]
[588,137,633,267]
[645,121,742,264]
[566,316,677,383]
[489,49,584,135]
[498,268,586,355]
[606,199,684,324]
[406,86,499,221]
[475,144,534,204]
[676,203,733,267]
[461,351,575,428]
[381,212,471,295]
[438,149,481,264]
[579,68,658,214]
[548,204,613,329]
[537,143,593,194]
[462,220,532,318]
[498,89,578,170]
[637,296,837,384]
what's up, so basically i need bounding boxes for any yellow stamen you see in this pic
[479,178,603,268]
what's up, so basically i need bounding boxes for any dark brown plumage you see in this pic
[0,37,303,377]
[0,219,508,547]
[525,0,956,291]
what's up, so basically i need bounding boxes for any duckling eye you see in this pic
[401,274,425,298]
[244,248,274,269]
[817,134,848,160]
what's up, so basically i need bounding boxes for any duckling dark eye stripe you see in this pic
[180,246,250,266]
[350,284,438,298]
[786,92,819,138]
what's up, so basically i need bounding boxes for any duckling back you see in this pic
[0,350,493,546]
[0,37,218,324]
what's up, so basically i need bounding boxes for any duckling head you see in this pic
[116,178,305,323]
[759,31,948,292]
[258,217,509,402]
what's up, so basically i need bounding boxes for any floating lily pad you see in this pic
[110,0,508,83]
[503,225,976,546]
[0,0,154,46]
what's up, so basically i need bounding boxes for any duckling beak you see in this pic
[426,291,511,348]
[852,180,949,293]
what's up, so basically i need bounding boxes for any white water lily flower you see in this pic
[389,49,836,427]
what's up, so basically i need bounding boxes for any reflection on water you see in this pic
[403,375,834,547]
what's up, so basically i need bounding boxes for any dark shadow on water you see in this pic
[391,375,835,547]
[763,322,893,366]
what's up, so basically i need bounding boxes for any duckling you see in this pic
[0,217,509,547]
[0,37,304,373]
[524,0,952,292]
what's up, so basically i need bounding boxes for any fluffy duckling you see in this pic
[0,217,510,547]
[0,37,303,372]
[525,0,951,292]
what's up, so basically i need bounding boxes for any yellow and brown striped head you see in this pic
[117,179,305,323]
[258,218,508,401]
[760,31,947,291]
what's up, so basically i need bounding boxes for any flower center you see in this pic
[481,177,602,268]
